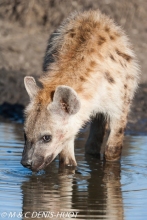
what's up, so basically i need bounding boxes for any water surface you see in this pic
[0,121,147,220]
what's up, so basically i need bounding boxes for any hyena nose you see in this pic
[21,159,32,169]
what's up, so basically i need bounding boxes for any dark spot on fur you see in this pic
[85,69,92,75]
[110,54,116,62]
[118,128,124,134]
[98,35,106,45]
[124,84,127,89]
[70,32,76,38]
[116,49,132,62]
[105,27,110,32]
[90,48,95,53]
[110,35,115,40]
[79,35,86,43]
[105,72,115,84]
[80,76,86,82]
[69,28,76,38]
[69,28,75,36]
[90,60,97,68]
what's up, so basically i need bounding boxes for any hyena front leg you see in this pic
[85,114,107,155]
[104,114,127,161]
[59,138,77,167]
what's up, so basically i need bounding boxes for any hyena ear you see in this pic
[48,86,81,116]
[24,76,39,100]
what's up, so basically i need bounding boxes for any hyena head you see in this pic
[21,76,81,172]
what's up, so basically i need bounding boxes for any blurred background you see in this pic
[0,0,146,133]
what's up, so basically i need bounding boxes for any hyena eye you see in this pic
[42,135,52,143]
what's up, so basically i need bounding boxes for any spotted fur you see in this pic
[21,10,140,172]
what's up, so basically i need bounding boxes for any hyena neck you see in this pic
[39,69,94,103]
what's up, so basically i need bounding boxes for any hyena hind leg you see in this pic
[59,139,77,167]
[85,114,107,156]
[104,114,127,161]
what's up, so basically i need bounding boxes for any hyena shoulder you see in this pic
[42,10,139,105]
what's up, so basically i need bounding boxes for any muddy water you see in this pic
[0,121,147,220]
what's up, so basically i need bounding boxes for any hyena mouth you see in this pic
[32,154,54,172]
[29,155,44,172]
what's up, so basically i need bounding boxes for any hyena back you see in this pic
[21,10,140,172]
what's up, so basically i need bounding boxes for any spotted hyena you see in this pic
[21,10,140,172]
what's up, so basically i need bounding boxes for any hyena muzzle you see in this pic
[21,10,140,172]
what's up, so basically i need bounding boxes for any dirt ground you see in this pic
[0,0,147,134]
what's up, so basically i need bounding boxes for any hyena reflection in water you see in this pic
[21,10,140,172]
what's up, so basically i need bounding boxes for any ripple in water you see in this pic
[0,121,147,220]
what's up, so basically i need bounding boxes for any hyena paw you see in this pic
[104,145,122,161]
[59,156,77,167]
